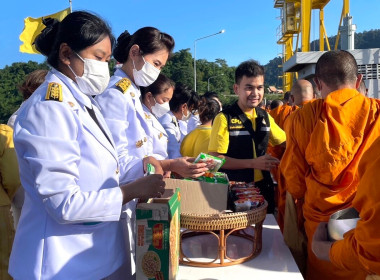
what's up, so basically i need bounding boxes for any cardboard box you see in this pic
[163,178,228,214]
[136,188,180,280]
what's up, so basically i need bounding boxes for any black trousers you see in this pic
[255,179,275,214]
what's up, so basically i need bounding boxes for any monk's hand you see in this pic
[253,154,280,171]
[312,222,334,261]
[169,157,208,178]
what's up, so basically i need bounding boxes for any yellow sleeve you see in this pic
[208,113,229,154]
[268,114,286,146]
[0,125,20,204]
[180,132,194,157]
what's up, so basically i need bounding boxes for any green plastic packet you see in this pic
[194,153,226,173]
[197,172,229,184]
[145,163,155,175]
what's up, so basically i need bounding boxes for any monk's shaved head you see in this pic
[270,99,283,110]
[291,79,314,106]
[283,91,291,104]
[315,50,358,88]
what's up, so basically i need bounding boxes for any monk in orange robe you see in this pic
[282,90,292,105]
[312,137,380,279]
[269,99,282,111]
[268,104,295,228]
[269,79,314,232]
[281,50,380,280]
[269,103,295,129]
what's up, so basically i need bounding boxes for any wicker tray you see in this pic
[179,201,268,267]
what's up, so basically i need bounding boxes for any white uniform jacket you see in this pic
[159,111,182,159]
[9,69,124,280]
[187,113,201,134]
[95,69,152,277]
[142,104,169,160]
[95,69,152,184]
[178,119,188,142]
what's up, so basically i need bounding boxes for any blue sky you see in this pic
[1,0,380,69]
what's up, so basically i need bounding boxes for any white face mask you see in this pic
[132,56,160,87]
[68,53,110,96]
[151,97,170,118]
[181,108,191,121]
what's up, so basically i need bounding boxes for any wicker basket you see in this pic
[179,201,268,267]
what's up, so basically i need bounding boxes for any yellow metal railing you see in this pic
[274,0,350,91]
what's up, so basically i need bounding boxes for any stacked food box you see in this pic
[228,181,265,212]
[136,188,181,280]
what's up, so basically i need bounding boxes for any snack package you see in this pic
[194,153,225,173]
[145,163,155,176]
[230,181,255,189]
[233,188,260,195]
[228,181,264,212]
[233,196,264,212]
[196,172,229,184]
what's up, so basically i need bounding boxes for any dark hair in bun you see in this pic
[140,73,175,98]
[34,11,115,69]
[198,97,220,124]
[113,27,175,63]
[169,83,199,113]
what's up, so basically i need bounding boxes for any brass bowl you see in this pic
[327,207,359,241]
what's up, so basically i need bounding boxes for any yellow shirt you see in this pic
[208,109,286,181]
[0,124,20,206]
[180,125,212,157]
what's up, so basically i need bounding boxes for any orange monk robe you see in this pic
[269,104,297,130]
[330,138,380,276]
[268,105,297,231]
[268,105,296,180]
[280,88,380,280]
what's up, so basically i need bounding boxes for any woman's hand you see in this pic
[169,157,208,178]
[143,156,164,175]
[120,174,166,204]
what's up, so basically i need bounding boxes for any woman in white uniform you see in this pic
[95,27,207,278]
[96,27,175,183]
[9,12,165,280]
[140,74,175,160]
[159,83,199,159]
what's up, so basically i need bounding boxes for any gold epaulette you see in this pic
[115,78,131,94]
[45,82,63,102]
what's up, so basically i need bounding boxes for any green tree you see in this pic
[162,49,193,88]
[264,56,283,89]
[0,61,49,123]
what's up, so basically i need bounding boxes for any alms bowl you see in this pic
[327,207,359,241]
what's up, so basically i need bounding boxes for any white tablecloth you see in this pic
[177,214,303,280]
